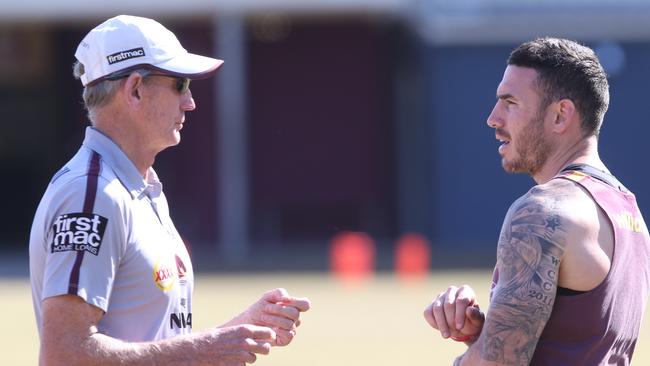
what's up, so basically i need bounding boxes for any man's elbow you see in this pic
[40,347,72,366]
[40,337,94,366]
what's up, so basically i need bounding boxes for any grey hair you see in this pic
[73,61,124,122]
[72,61,150,122]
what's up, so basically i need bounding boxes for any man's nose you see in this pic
[182,90,196,111]
[486,105,502,128]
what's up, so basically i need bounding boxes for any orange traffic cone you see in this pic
[395,233,431,281]
[330,231,375,282]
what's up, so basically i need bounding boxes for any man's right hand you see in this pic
[422,285,485,342]
[197,324,276,366]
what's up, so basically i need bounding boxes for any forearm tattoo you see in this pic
[481,187,568,364]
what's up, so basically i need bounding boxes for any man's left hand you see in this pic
[225,288,311,347]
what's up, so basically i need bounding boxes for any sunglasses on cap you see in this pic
[103,68,191,94]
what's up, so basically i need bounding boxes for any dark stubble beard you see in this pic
[502,110,553,176]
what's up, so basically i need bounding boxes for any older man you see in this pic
[30,15,310,365]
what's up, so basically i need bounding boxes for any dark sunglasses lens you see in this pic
[177,78,190,93]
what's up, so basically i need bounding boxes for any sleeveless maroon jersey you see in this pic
[509,169,650,365]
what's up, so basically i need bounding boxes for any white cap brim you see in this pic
[154,52,224,80]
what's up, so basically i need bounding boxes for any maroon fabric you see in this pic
[67,151,101,295]
[529,171,650,365]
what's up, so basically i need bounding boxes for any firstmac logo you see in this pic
[51,213,108,256]
[107,47,145,65]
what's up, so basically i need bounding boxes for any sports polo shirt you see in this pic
[30,127,194,342]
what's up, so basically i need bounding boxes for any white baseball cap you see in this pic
[75,15,224,86]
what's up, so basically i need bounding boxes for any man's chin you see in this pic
[502,159,525,174]
[162,136,182,151]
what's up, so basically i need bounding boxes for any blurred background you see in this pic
[4,1,650,365]
[3,0,650,272]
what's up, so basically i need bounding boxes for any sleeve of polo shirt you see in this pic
[41,175,127,312]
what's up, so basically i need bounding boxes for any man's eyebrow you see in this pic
[497,93,515,100]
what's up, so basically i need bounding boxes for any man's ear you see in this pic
[551,98,577,133]
[122,73,145,106]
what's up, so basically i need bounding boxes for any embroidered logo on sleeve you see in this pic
[51,213,108,256]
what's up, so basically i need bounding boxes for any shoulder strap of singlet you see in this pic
[560,163,629,193]
[556,163,627,297]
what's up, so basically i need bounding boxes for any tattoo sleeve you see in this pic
[480,188,568,365]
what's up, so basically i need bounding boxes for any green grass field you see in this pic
[4,270,650,365]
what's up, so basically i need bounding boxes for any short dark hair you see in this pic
[508,37,609,137]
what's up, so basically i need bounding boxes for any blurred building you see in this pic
[2,0,650,268]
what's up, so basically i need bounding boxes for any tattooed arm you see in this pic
[456,185,569,365]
